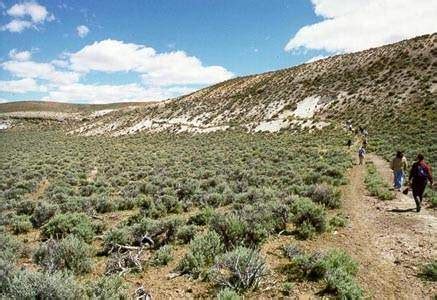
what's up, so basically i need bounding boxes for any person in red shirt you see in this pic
[408,154,433,212]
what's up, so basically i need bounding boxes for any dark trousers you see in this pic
[412,179,427,209]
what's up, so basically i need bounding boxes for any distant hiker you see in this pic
[358,146,366,165]
[408,154,433,212]
[363,129,368,137]
[346,139,352,148]
[390,151,408,191]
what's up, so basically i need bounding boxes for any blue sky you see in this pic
[0,0,436,103]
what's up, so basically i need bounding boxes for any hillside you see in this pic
[63,33,436,136]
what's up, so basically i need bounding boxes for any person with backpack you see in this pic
[408,154,433,212]
[358,145,366,165]
[390,151,408,191]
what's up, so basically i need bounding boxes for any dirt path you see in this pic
[302,154,436,299]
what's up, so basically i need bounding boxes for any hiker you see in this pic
[363,129,368,137]
[390,151,408,191]
[362,137,368,148]
[346,120,353,131]
[358,145,366,165]
[346,139,352,148]
[408,154,433,212]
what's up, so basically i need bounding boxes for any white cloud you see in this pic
[51,59,69,68]
[68,39,234,86]
[0,78,45,93]
[43,83,196,103]
[305,55,328,63]
[1,1,54,33]
[285,0,437,53]
[9,49,32,61]
[1,39,231,103]
[2,60,80,85]
[1,19,33,32]
[76,25,89,38]
[7,1,49,22]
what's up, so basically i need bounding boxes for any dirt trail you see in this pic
[302,154,436,299]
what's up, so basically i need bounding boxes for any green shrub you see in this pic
[307,184,341,209]
[217,288,241,300]
[291,198,326,239]
[295,220,317,240]
[424,187,437,208]
[0,232,23,291]
[177,230,224,278]
[289,249,362,298]
[325,268,363,299]
[210,212,268,249]
[211,246,268,292]
[0,230,23,259]
[176,225,197,244]
[33,235,93,274]
[95,196,117,213]
[41,212,94,243]
[5,270,82,299]
[282,244,302,259]
[103,226,136,251]
[292,252,326,280]
[151,245,173,266]
[281,282,294,296]
[317,249,358,277]
[31,201,59,227]
[131,216,182,248]
[86,275,130,299]
[188,206,216,225]
[420,260,437,281]
[364,163,395,201]
[329,213,348,229]
[117,197,137,211]
[15,199,36,215]
[11,215,33,234]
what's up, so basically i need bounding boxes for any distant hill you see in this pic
[0,101,154,113]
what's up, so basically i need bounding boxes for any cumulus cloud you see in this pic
[285,0,437,53]
[43,83,196,103]
[1,39,232,103]
[2,60,80,85]
[68,39,234,86]
[1,19,33,32]
[76,25,89,38]
[9,49,32,61]
[1,1,54,33]
[0,78,45,93]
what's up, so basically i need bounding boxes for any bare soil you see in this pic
[298,154,436,299]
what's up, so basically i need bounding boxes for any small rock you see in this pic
[166,272,180,279]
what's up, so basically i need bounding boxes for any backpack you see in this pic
[417,163,428,178]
